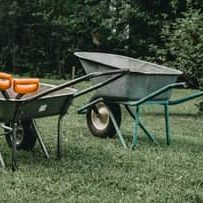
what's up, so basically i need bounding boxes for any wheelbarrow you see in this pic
[75,52,203,149]
[0,70,127,170]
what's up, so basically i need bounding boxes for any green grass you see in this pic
[0,79,202,202]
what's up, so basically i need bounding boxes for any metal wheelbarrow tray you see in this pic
[74,52,182,100]
[0,84,76,122]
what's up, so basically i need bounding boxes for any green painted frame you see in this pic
[78,83,203,149]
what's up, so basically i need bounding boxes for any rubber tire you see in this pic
[5,120,37,151]
[86,100,121,138]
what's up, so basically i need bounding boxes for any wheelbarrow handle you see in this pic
[169,90,203,105]
[134,82,186,106]
[1,123,13,133]
[73,71,127,98]
[23,70,128,103]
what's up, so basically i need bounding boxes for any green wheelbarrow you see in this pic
[75,52,203,149]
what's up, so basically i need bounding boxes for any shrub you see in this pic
[162,9,203,88]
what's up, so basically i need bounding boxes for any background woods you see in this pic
[0,0,202,87]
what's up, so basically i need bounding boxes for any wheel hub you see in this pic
[10,125,24,146]
[16,127,24,145]
[91,102,110,130]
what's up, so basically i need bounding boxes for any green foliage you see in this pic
[162,10,203,87]
[0,0,202,86]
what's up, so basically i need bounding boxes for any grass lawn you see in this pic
[0,79,202,202]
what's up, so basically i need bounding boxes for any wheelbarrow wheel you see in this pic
[5,120,37,151]
[86,101,121,138]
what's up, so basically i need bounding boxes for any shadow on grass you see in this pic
[12,142,118,173]
[2,130,202,171]
[112,130,203,155]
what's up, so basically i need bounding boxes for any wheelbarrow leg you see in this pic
[139,122,158,144]
[108,110,127,149]
[131,105,140,149]
[164,104,171,145]
[125,105,158,144]
[0,151,5,168]
[32,120,49,159]
[12,123,17,171]
[57,114,65,159]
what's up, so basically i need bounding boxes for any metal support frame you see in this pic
[57,114,65,159]
[164,104,170,145]
[5,118,50,171]
[169,91,203,105]
[78,83,203,149]
[108,110,127,149]
[32,120,49,159]
[125,105,158,144]
[131,106,140,149]
[12,123,17,171]
[0,151,5,168]
[0,125,12,168]
[78,98,160,148]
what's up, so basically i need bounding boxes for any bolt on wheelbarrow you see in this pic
[0,70,128,170]
[75,52,203,149]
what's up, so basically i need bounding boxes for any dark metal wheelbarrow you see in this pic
[75,52,203,149]
[0,70,127,170]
